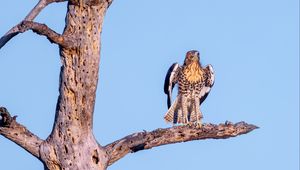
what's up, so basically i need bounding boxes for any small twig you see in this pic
[47,0,68,4]
[0,107,44,159]
[105,121,258,166]
[25,0,48,21]
[24,0,68,21]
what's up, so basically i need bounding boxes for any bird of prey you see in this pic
[164,50,215,127]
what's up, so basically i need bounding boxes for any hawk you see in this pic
[164,50,215,127]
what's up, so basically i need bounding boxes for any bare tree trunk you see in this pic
[1,0,112,169]
[0,0,258,170]
[40,1,110,170]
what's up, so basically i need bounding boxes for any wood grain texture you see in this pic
[105,121,258,165]
[40,2,111,170]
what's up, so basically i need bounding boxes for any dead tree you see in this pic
[0,0,258,169]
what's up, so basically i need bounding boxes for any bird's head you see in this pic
[183,50,203,82]
[184,50,200,65]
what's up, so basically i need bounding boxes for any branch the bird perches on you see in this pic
[1,107,258,167]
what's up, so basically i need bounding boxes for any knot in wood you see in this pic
[0,107,14,127]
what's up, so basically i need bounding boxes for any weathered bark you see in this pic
[18,21,74,47]
[0,107,43,159]
[105,121,258,165]
[39,1,111,170]
[0,0,68,49]
[1,0,112,169]
[0,0,258,170]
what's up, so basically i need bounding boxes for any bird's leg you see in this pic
[195,97,202,128]
[181,95,189,124]
[186,99,195,126]
[196,110,202,128]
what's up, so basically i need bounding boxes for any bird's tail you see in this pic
[164,97,183,124]
[164,96,202,124]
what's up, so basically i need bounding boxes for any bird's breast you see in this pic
[183,62,203,83]
[178,70,204,97]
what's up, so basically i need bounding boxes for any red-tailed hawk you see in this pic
[164,50,215,127]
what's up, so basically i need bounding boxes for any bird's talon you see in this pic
[196,122,202,128]
[187,122,193,126]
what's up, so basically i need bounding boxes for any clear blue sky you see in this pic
[0,0,299,170]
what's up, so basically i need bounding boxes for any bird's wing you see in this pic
[199,64,215,104]
[164,63,180,108]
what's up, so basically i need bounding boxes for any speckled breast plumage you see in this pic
[178,67,204,98]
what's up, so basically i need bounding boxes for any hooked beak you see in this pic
[192,52,199,61]
[192,56,198,61]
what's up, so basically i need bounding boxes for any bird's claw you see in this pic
[187,122,193,126]
[196,120,202,128]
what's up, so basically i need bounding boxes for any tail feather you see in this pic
[164,97,180,123]
[164,96,202,124]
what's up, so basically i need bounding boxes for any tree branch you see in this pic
[47,0,68,4]
[0,0,67,49]
[105,121,258,166]
[0,107,43,159]
[17,21,74,47]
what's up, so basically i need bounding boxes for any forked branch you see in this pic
[18,21,74,47]
[105,121,258,165]
[0,0,67,49]
[0,107,43,159]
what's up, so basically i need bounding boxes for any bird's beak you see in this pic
[192,54,199,61]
